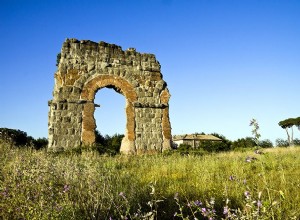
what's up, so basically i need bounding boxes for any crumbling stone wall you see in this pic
[48,39,172,154]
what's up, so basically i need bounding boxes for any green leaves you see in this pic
[278,118,296,129]
[250,119,261,146]
[278,117,300,146]
[0,128,48,149]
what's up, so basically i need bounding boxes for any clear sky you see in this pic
[1,0,299,143]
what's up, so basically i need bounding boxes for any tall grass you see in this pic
[1,141,300,219]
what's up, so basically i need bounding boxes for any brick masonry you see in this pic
[48,39,172,154]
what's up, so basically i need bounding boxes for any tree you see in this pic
[108,134,124,153]
[0,128,48,149]
[294,117,300,132]
[33,138,48,150]
[293,138,300,146]
[0,128,31,146]
[275,138,289,147]
[95,130,106,146]
[94,130,124,155]
[259,139,273,148]
[196,133,232,152]
[249,118,261,147]
[278,117,300,146]
[232,137,256,149]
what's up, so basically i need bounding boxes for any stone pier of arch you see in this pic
[48,39,172,154]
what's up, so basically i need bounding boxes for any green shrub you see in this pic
[232,137,256,149]
[0,128,48,150]
[294,138,300,146]
[94,130,124,155]
[276,138,289,147]
[33,137,48,150]
[259,139,273,148]
[0,128,33,146]
[198,137,232,152]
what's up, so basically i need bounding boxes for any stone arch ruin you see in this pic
[48,39,172,154]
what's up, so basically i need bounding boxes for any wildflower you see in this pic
[210,197,215,205]
[244,191,250,199]
[223,206,229,215]
[194,200,202,207]
[229,175,234,181]
[201,208,207,216]
[63,184,70,193]
[257,200,262,208]
[1,188,8,198]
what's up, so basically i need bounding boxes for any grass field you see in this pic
[1,141,300,219]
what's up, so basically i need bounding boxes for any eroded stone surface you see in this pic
[48,38,172,154]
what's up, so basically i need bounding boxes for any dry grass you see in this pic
[1,141,300,219]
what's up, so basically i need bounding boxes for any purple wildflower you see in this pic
[229,175,234,181]
[1,188,8,198]
[257,200,262,208]
[201,208,207,216]
[63,184,70,193]
[223,206,229,215]
[194,200,202,207]
[244,191,250,198]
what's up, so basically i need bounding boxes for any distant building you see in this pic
[172,134,222,148]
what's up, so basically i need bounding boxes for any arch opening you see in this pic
[81,75,137,154]
[94,87,126,152]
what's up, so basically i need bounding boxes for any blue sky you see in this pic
[0,0,299,143]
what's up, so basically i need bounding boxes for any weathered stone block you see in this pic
[48,39,172,154]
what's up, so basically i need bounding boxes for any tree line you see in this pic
[0,128,124,155]
[1,126,299,155]
[0,128,48,149]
